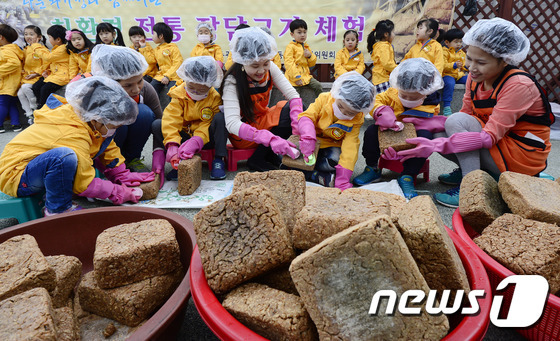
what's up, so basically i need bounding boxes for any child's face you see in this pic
[24,28,39,45]
[152,32,163,44]
[129,34,145,48]
[186,82,211,96]
[385,30,395,43]
[197,27,212,39]
[465,46,508,86]
[416,23,432,42]
[290,27,307,44]
[99,30,115,44]
[244,59,271,82]
[398,90,426,102]
[117,74,145,98]
[344,33,358,51]
[334,99,360,117]
[71,32,85,50]
[447,38,463,51]
[48,35,61,46]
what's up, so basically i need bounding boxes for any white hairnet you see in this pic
[176,56,223,88]
[389,58,444,95]
[90,44,148,80]
[196,22,215,39]
[65,76,138,126]
[331,71,376,113]
[229,27,277,65]
[463,17,530,65]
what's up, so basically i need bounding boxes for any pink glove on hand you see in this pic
[402,116,447,133]
[334,165,353,191]
[104,163,155,186]
[289,97,303,135]
[381,147,402,161]
[166,143,179,169]
[178,136,204,160]
[151,149,166,189]
[297,116,317,161]
[238,123,300,159]
[78,178,143,204]
[374,105,404,132]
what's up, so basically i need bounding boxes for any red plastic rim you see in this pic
[190,227,491,341]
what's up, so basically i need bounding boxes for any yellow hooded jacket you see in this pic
[224,52,282,71]
[334,47,365,79]
[153,42,183,82]
[298,93,363,171]
[443,46,467,80]
[373,88,440,118]
[402,39,444,75]
[69,50,91,79]
[21,43,49,85]
[284,40,317,86]
[44,44,70,86]
[0,43,24,96]
[190,43,224,63]
[0,95,125,196]
[133,44,158,78]
[162,82,222,146]
[370,41,398,85]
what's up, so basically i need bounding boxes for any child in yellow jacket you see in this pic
[441,29,467,116]
[284,19,323,98]
[128,26,157,82]
[0,24,23,132]
[367,20,397,94]
[18,25,48,124]
[150,22,183,98]
[0,76,155,215]
[67,29,94,80]
[190,22,224,69]
[402,18,444,75]
[334,30,365,79]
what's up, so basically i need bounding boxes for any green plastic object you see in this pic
[305,154,316,166]
[0,192,44,224]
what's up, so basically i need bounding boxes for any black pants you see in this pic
[32,78,63,109]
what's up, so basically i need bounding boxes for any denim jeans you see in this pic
[114,103,155,161]
[0,95,21,126]
[150,79,176,96]
[17,147,78,213]
[442,75,467,107]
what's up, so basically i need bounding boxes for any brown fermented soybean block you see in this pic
[233,170,306,232]
[78,269,183,327]
[290,216,449,340]
[305,186,341,208]
[193,185,295,295]
[178,155,202,196]
[282,135,321,171]
[459,170,508,233]
[254,265,299,295]
[54,307,78,341]
[378,122,417,154]
[474,214,560,293]
[139,173,161,200]
[93,219,182,289]
[0,234,56,301]
[222,283,317,341]
[498,171,560,225]
[46,255,82,308]
[397,196,470,296]
[293,188,391,250]
[0,287,57,340]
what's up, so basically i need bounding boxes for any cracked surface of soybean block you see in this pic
[254,264,299,295]
[290,216,449,340]
[178,155,202,196]
[222,283,317,341]
[397,196,470,298]
[78,269,183,327]
[0,234,56,301]
[46,255,82,308]
[193,185,295,295]
[498,171,560,225]
[378,122,417,153]
[369,190,407,223]
[233,170,306,232]
[459,170,508,233]
[93,219,182,289]
[293,187,391,250]
[0,287,57,340]
[474,213,560,293]
[139,173,161,200]
[304,187,341,209]
[281,135,321,171]
[54,306,78,341]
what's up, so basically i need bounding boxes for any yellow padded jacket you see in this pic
[0,43,23,96]
[284,40,317,86]
[190,43,224,63]
[153,42,183,82]
[334,47,365,79]
[370,41,397,85]
[21,43,49,85]
[402,39,444,75]
[44,44,70,86]
[68,49,91,79]
[442,47,467,80]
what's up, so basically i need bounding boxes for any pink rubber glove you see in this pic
[297,116,317,161]
[402,116,447,133]
[78,178,143,204]
[216,60,224,69]
[104,163,155,186]
[373,105,404,132]
[334,165,353,191]
[381,147,402,161]
[238,123,300,159]
[289,97,303,135]
[397,131,493,162]
[178,136,204,160]
[152,149,166,189]
[166,143,179,169]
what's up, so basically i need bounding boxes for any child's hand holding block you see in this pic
[139,174,161,200]
[282,135,320,171]
[378,122,417,154]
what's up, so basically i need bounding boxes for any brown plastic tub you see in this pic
[0,206,196,341]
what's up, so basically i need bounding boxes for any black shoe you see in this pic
[247,159,278,172]
[12,125,22,132]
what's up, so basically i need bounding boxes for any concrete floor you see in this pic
[2,118,557,340]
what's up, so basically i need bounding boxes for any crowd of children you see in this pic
[0,15,552,214]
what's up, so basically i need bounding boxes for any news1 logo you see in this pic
[369,275,549,328]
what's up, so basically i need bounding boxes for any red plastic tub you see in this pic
[190,226,491,341]
[0,206,197,341]
[452,209,560,340]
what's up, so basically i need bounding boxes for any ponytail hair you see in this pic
[24,25,47,46]
[367,20,394,54]
[95,22,125,46]
[66,29,95,54]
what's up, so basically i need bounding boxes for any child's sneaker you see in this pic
[44,203,82,216]
[438,168,463,186]
[210,158,226,180]
[353,166,382,186]
[397,175,418,200]
[442,106,453,116]
[433,186,460,208]
[12,125,22,132]
[0,127,5,133]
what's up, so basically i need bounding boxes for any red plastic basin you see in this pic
[190,226,491,341]
[0,206,197,341]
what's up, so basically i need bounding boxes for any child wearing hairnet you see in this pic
[295,71,375,190]
[0,77,155,215]
[89,45,163,174]
[152,56,225,182]
[396,18,553,207]
[353,58,444,199]
[221,27,303,172]
[190,22,224,69]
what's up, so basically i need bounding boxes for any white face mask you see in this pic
[398,95,425,108]
[186,88,208,101]
[332,103,355,121]
[101,123,116,138]
[197,34,211,44]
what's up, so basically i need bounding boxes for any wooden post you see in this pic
[498,0,514,20]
